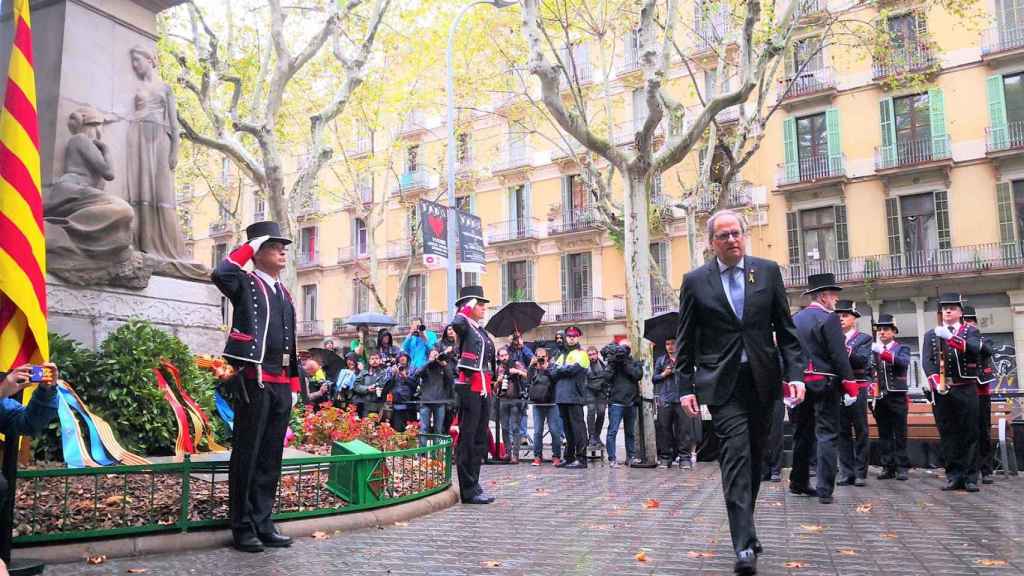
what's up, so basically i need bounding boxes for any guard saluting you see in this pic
[835,301,872,487]
[922,292,984,492]
[963,306,997,484]
[212,221,300,552]
[869,314,911,481]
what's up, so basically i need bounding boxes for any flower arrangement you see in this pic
[291,404,420,454]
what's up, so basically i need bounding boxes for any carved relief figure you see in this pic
[125,45,205,280]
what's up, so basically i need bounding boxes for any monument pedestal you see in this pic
[47,273,225,353]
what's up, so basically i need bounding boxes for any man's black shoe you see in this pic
[854,477,866,487]
[789,485,817,497]
[232,533,265,553]
[877,470,896,480]
[982,474,994,485]
[836,477,854,486]
[752,540,763,555]
[257,530,293,548]
[564,460,587,469]
[734,548,757,575]
[462,494,495,504]
[941,480,962,491]
[964,482,980,493]
[818,495,834,504]
[555,459,570,468]
[896,470,908,481]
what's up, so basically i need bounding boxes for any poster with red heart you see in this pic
[419,199,449,269]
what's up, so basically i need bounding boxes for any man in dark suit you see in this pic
[869,314,911,481]
[835,300,873,487]
[675,209,805,575]
[790,274,854,504]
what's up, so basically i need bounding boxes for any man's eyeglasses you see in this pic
[713,230,744,242]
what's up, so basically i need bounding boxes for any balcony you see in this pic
[542,297,607,323]
[981,25,1024,64]
[693,12,733,54]
[400,110,427,136]
[491,145,532,176]
[337,246,369,265]
[651,194,682,221]
[560,59,594,88]
[692,181,754,213]
[548,206,602,235]
[872,42,937,81]
[776,154,847,191]
[781,243,1024,288]
[208,220,232,238]
[986,120,1024,156]
[486,218,542,244]
[253,210,266,222]
[874,136,951,173]
[297,320,324,338]
[776,67,837,108]
[380,239,412,260]
[296,252,321,270]
[551,137,589,161]
[652,291,675,314]
[423,311,446,333]
[393,169,437,197]
[455,156,475,179]
[295,198,321,220]
[614,120,665,148]
[332,317,352,336]
[619,48,642,75]
[349,136,372,158]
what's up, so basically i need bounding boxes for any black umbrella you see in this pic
[308,347,345,381]
[485,301,546,338]
[643,311,679,346]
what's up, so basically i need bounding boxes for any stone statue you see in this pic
[125,45,206,281]
[45,106,154,288]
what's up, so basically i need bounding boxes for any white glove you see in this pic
[871,341,885,354]
[934,325,953,340]
[843,394,857,407]
[291,392,299,408]
[248,234,271,253]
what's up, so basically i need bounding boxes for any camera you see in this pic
[601,343,628,363]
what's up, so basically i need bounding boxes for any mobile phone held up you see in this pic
[29,365,54,384]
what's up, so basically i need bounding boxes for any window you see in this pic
[703,69,718,98]
[624,29,641,67]
[354,218,368,256]
[403,274,425,320]
[254,195,266,217]
[561,252,592,302]
[901,193,938,261]
[650,242,670,310]
[456,269,479,294]
[502,260,533,302]
[299,226,317,262]
[998,0,1024,36]
[789,36,823,76]
[357,173,373,203]
[885,191,952,270]
[786,205,850,280]
[455,194,475,214]
[509,184,528,223]
[405,145,419,172]
[632,88,648,128]
[888,12,923,51]
[221,157,231,186]
[456,133,471,164]
[302,285,318,322]
[894,93,931,148]
[212,243,227,268]
[353,280,369,314]
[1004,72,1024,125]
[508,127,527,162]
[563,174,588,210]
[796,112,828,173]
[218,203,230,223]
[801,207,838,264]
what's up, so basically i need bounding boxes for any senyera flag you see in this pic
[0,0,48,377]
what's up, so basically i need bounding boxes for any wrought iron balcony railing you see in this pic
[776,154,847,187]
[981,25,1024,56]
[777,67,836,102]
[986,120,1024,153]
[548,206,601,235]
[486,218,542,243]
[872,42,937,80]
[874,136,950,171]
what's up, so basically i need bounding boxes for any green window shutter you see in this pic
[786,211,801,282]
[783,117,798,181]
[934,189,951,252]
[886,197,902,270]
[526,261,535,301]
[524,183,533,224]
[506,187,516,229]
[928,88,949,159]
[581,252,592,300]
[879,98,896,167]
[502,262,510,303]
[997,182,1018,259]
[834,204,849,261]
[825,107,842,176]
[560,254,569,304]
[987,75,1008,151]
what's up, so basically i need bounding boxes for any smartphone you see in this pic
[29,365,53,384]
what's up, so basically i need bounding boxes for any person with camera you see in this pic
[385,361,416,433]
[654,338,692,469]
[584,346,610,452]
[497,347,529,464]
[604,342,642,468]
[352,352,390,418]
[402,317,438,371]
[415,348,454,436]
[302,357,331,408]
[551,326,590,469]
[0,364,60,434]
[528,348,562,466]
[377,329,400,367]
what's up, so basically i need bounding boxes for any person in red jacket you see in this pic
[211,221,300,553]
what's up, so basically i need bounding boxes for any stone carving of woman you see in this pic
[44,106,137,281]
[126,45,206,280]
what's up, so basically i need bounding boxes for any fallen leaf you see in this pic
[800,524,825,533]
[768,501,783,507]
[784,561,808,568]
[534,489,551,497]
[856,503,874,513]
[634,551,649,562]
[127,570,148,574]
[687,551,716,559]
[643,498,661,509]
[976,559,1008,567]
[311,531,330,540]
[880,532,898,540]
[837,549,858,556]
[86,555,106,565]
[393,522,409,527]
[481,560,502,568]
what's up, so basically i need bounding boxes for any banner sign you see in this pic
[457,209,486,273]
[419,199,449,269]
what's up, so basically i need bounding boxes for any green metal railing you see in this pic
[13,435,452,545]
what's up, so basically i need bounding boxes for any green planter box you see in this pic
[326,439,388,505]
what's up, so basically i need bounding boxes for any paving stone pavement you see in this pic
[45,463,1024,576]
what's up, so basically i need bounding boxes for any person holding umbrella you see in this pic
[449,286,498,505]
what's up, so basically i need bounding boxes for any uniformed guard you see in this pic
[922,292,985,492]
[963,305,997,484]
[835,300,873,487]
[869,314,911,481]
[212,221,300,552]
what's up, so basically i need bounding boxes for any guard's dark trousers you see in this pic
[934,384,979,485]
[790,383,840,497]
[977,394,993,476]
[455,386,489,500]
[838,389,869,480]
[872,393,910,473]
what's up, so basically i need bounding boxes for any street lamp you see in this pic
[445,0,518,316]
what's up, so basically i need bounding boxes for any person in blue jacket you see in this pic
[401,317,438,370]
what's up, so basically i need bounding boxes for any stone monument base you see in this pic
[46,273,225,353]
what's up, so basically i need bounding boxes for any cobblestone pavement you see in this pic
[47,462,1024,576]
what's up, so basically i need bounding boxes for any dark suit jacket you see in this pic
[674,256,804,407]
[793,305,854,392]
[846,331,873,380]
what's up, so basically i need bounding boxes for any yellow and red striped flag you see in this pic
[0,0,47,371]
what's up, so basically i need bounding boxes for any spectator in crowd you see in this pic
[415,348,454,436]
[497,347,529,464]
[322,338,338,352]
[528,347,562,466]
[349,332,368,369]
[437,325,460,431]
[402,317,438,370]
[553,326,590,469]
[386,362,416,432]
[585,346,610,451]
[352,352,389,417]
[508,330,533,446]
[334,353,360,405]
[303,358,332,407]
[605,342,643,468]
[377,329,399,367]
[654,338,692,468]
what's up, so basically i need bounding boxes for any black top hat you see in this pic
[873,313,899,333]
[455,285,490,307]
[962,305,978,320]
[245,221,292,246]
[834,300,860,317]
[938,292,965,308]
[803,273,842,296]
